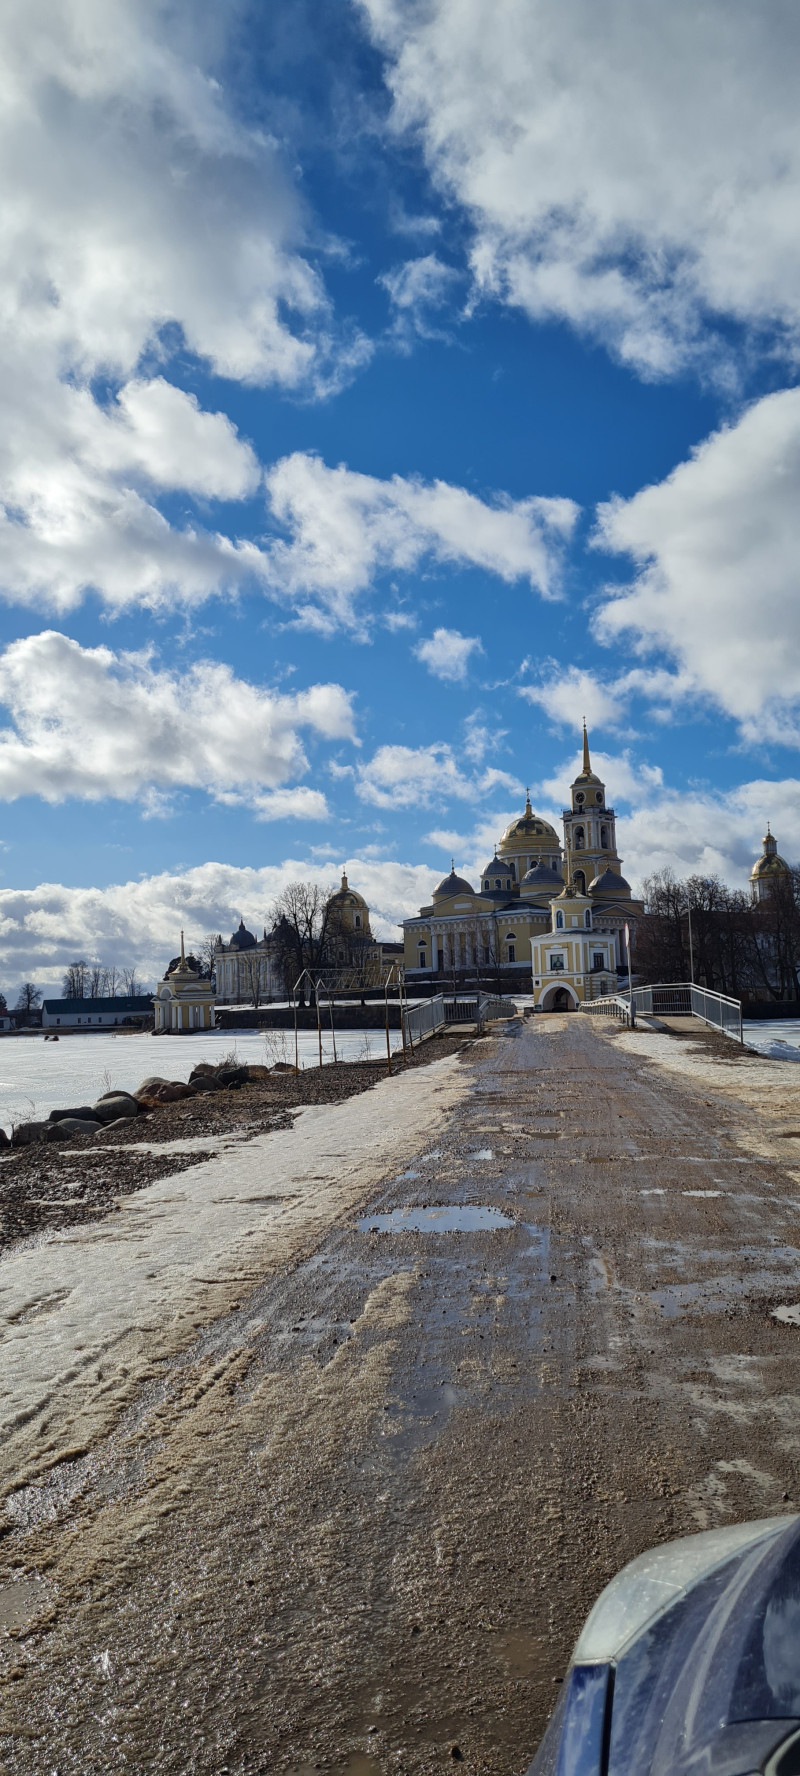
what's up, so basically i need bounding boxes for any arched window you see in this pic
[574,870,586,896]
[354,913,361,928]
[574,826,585,849]
[417,947,426,969]
[556,910,564,929]
[585,909,592,927]
[600,825,608,848]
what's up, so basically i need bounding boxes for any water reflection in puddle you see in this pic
[359,1205,514,1234]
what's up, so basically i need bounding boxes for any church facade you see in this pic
[402,728,643,1007]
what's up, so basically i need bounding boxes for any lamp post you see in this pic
[680,901,695,985]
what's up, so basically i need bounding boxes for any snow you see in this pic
[0,1051,468,1494]
[743,1019,800,1061]
[0,1028,404,1133]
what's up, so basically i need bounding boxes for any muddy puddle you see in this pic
[358,1206,515,1234]
[0,1575,51,1632]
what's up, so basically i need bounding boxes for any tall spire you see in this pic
[582,718,591,776]
[180,928,186,968]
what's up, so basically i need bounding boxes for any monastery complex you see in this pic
[145,726,792,1024]
[402,726,642,1009]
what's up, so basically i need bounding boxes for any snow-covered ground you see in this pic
[1,1053,468,1491]
[743,1019,800,1060]
[0,1027,404,1132]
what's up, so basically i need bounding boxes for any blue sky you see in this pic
[2,0,800,987]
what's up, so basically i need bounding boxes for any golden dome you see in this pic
[751,853,789,878]
[330,870,369,911]
[750,825,789,881]
[498,792,559,857]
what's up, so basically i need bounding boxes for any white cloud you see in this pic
[360,0,800,375]
[379,253,459,343]
[594,389,800,740]
[0,0,368,617]
[0,631,356,809]
[264,452,578,630]
[414,627,483,682]
[520,662,696,732]
[357,741,520,809]
[0,856,441,992]
[520,666,626,733]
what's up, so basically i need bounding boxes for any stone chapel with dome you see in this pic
[401,726,644,1007]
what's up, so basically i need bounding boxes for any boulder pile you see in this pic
[5,1059,272,1148]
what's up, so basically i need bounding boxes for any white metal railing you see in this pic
[630,982,743,1044]
[403,994,446,1048]
[442,993,517,1026]
[580,994,635,1026]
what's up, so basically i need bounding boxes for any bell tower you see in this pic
[562,723,622,891]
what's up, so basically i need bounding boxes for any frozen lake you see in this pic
[0,1027,404,1133]
[743,1018,800,1060]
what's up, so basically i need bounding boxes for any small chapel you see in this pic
[402,726,643,1007]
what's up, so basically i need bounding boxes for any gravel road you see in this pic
[2,1013,800,1775]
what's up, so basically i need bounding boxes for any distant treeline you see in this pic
[637,867,800,1002]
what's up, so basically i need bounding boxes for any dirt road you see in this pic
[3,1013,800,1775]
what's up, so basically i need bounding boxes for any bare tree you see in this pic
[122,967,144,996]
[87,962,106,999]
[15,982,41,1021]
[194,933,220,982]
[270,881,336,1001]
[104,964,121,997]
[241,948,265,1008]
[62,960,89,998]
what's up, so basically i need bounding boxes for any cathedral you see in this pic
[401,726,643,1008]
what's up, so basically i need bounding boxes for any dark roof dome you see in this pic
[589,866,630,895]
[229,918,257,950]
[482,856,514,880]
[433,865,475,901]
[520,860,565,892]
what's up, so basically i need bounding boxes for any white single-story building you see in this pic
[42,996,154,1030]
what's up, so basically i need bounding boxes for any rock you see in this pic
[11,1120,49,1147]
[188,1076,222,1094]
[215,1066,249,1089]
[49,1105,99,1124]
[138,1081,195,1105]
[271,1062,295,1073]
[189,1063,216,1079]
[103,1116,137,1130]
[133,1076,170,1097]
[92,1094,139,1124]
[245,1064,271,1080]
[56,1117,101,1138]
[43,1122,70,1143]
[0,1127,11,1148]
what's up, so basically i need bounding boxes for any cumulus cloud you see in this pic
[414,627,483,682]
[357,741,521,809]
[520,662,694,732]
[0,856,441,992]
[594,389,800,741]
[521,666,626,733]
[0,632,356,810]
[0,0,367,616]
[264,452,578,630]
[360,0,800,375]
